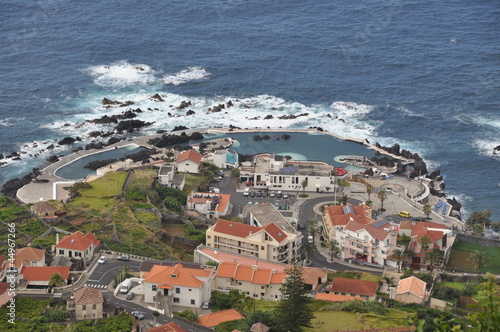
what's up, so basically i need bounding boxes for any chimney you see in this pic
[251,265,258,271]
[214,250,218,255]
[56,233,60,245]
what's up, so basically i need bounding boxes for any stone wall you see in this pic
[457,233,500,247]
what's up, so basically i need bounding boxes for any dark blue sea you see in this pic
[0,0,499,220]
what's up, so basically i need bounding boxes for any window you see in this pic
[82,305,86,310]
[176,288,180,294]
[189,289,192,292]
[261,286,265,289]
[173,298,180,303]
[261,246,264,250]
[207,235,211,239]
[152,285,157,291]
[191,299,195,305]
[238,282,242,286]
[92,304,96,310]
[59,249,64,255]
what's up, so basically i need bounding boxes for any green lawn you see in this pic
[448,241,500,274]
[306,310,409,331]
[440,282,464,290]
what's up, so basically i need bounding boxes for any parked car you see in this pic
[412,216,426,222]
[249,191,256,197]
[299,222,305,229]
[202,301,210,310]
[97,256,107,264]
[256,190,263,197]
[270,191,276,198]
[398,211,411,218]
[262,191,269,198]
[117,254,129,261]
[126,292,135,300]
[131,310,145,320]
[276,191,282,198]
[283,192,289,199]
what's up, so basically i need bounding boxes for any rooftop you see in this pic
[56,231,100,251]
[175,150,202,164]
[73,286,104,305]
[328,277,379,297]
[397,276,426,298]
[198,309,244,328]
[143,263,213,288]
[253,154,332,176]
[243,203,297,234]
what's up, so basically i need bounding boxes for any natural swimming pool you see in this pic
[200,131,376,168]
[55,145,146,180]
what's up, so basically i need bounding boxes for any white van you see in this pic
[308,236,313,243]
[120,278,132,294]
[243,188,250,197]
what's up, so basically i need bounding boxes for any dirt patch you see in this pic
[163,224,185,236]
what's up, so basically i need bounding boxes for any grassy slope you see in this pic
[448,241,500,273]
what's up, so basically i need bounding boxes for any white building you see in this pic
[175,150,203,174]
[55,231,100,265]
[212,149,238,169]
[186,193,231,220]
[158,165,185,190]
[245,153,336,192]
[142,263,214,308]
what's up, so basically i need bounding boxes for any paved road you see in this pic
[86,258,210,332]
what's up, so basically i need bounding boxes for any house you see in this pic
[395,276,427,304]
[158,165,185,190]
[206,218,302,264]
[73,286,104,320]
[334,217,401,268]
[146,322,187,332]
[19,266,70,288]
[175,150,203,174]
[212,149,238,169]
[55,231,100,265]
[241,153,336,192]
[198,309,245,328]
[401,222,455,270]
[2,247,46,279]
[213,262,288,301]
[142,263,214,308]
[186,193,231,220]
[322,204,372,240]
[30,201,56,217]
[195,246,327,296]
[324,277,379,300]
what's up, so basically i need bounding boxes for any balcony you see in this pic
[278,245,289,253]
[278,254,288,262]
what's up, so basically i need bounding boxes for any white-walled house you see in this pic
[186,193,231,220]
[158,165,185,190]
[142,263,214,308]
[175,150,203,174]
[55,231,100,265]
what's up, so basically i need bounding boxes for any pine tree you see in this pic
[274,265,314,332]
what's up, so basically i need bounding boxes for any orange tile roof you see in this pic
[298,266,328,286]
[197,247,287,271]
[0,283,9,296]
[316,293,364,302]
[199,309,244,328]
[146,322,188,332]
[73,286,104,305]
[215,262,288,285]
[176,150,203,164]
[216,194,231,213]
[397,276,426,298]
[329,277,379,297]
[143,263,212,288]
[56,231,100,251]
[399,221,413,230]
[21,266,70,283]
[325,205,371,227]
[212,219,288,243]
[189,193,231,214]
[12,247,45,269]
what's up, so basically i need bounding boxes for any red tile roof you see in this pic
[21,266,70,283]
[316,293,364,302]
[73,286,104,305]
[143,263,212,288]
[176,150,203,164]
[30,201,55,214]
[325,205,371,227]
[56,231,100,251]
[13,247,45,268]
[215,262,286,285]
[212,219,288,243]
[397,276,426,298]
[199,309,244,328]
[146,322,187,332]
[329,277,379,297]
[0,283,9,296]
[197,247,286,271]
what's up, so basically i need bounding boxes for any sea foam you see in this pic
[162,67,210,85]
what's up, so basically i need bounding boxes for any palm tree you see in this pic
[423,248,444,271]
[366,184,373,202]
[301,179,308,195]
[423,204,432,219]
[403,248,414,268]
[339,194,349,206]
[470,250,491,273]
[326,239,339,261]
[382,276,395,289]
[390,248,404,273]
[301,240,316,261]
[377,190,387,211]
[419,235,431,253]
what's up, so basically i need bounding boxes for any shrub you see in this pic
[433,285,461,302]
[342,300,368,313]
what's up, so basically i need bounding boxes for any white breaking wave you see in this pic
[470,115,500,130]
[84,61,157,87]
[162,67,210,85]
[0,117,25,127]
[472,139,500,160]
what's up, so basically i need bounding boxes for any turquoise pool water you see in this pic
[55,145,146,180]
[201,132,376,167]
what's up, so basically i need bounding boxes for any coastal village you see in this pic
[0,128,498,332]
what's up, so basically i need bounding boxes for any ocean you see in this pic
[0,0,499,220]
